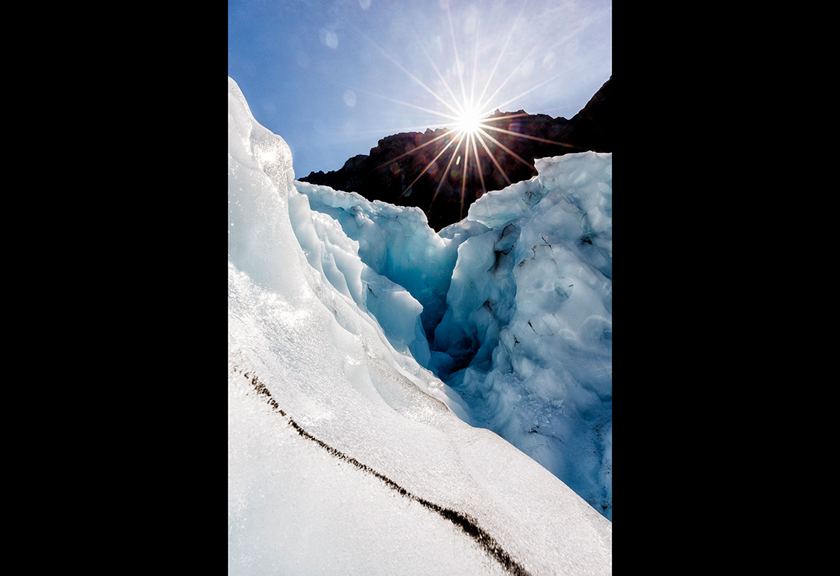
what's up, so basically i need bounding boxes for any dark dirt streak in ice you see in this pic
[232,364,532,576]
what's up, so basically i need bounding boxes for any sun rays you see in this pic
[351,3,580,224]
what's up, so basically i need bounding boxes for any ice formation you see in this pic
[228,76,612,575]
[433,153,613,518]
[295,137,613,519]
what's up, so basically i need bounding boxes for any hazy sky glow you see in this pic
[229,0,611,179]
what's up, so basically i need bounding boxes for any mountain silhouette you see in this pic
[300,76,612,231]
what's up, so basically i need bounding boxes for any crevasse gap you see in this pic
[293,152,612,519]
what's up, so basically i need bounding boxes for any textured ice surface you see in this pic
[434,152,614,518]
[293,180,460,344]
[228,76,611,575]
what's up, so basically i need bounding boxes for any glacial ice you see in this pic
[228,76,612,574]
[435,152,613,518]
[295,144,613,520]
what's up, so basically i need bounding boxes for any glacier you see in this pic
[294,129,613,520]
[228,76,612,575]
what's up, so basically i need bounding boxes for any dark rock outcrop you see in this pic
[300,76,612,231]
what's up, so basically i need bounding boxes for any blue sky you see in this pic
[228,0,611,179]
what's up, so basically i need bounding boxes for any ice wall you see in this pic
[293,181,496,342]
[228,77,611,575]
[436,153,613,519]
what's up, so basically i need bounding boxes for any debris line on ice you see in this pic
[232,363,532,576]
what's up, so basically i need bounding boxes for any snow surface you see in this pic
[228,76,612,575]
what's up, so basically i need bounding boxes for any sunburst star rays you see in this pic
[347,4,584,227]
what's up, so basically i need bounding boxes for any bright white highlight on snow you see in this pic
[228,76,611,575]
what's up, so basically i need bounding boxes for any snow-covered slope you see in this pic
[228,77,611,575]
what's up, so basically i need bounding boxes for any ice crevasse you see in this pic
[294,114,613,520]
[228,76,612,575]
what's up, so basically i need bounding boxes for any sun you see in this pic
[454,106,484,136]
